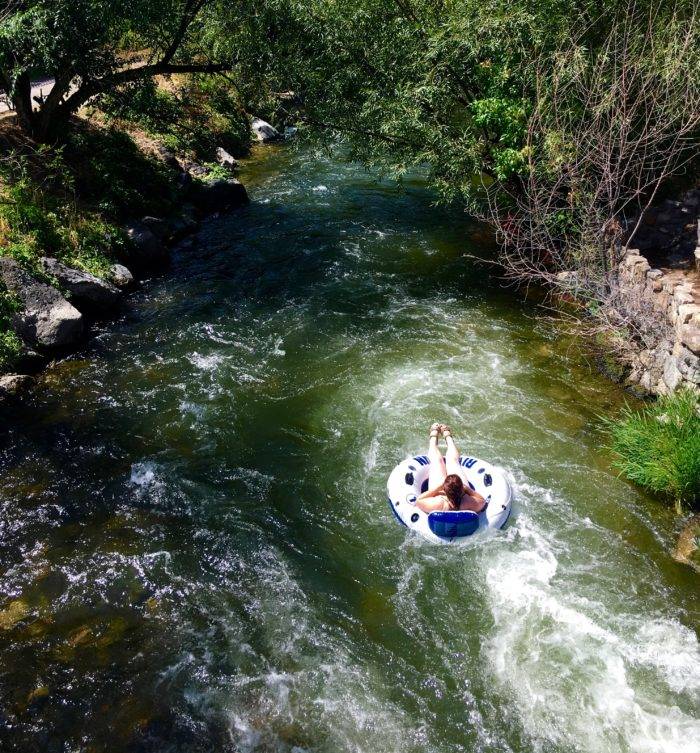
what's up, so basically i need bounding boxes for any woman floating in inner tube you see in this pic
[415,423,487,514]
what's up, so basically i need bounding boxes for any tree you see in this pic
[0,0,245,140]
[251,0,699,297]
[476,5,700,317]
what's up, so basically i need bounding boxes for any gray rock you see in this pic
[0,258,83,348]
[191,179,249,214]
[216,147,239,171]
[251,118,281,143]
[663,354,683,391]
[109,264,134,289]
[141,216,169,240]
[177,171,192,190]
[0,373,33,398]
[677,347,700,384]
[156,145,181,172]
[40,257,120,309]
[123,221,168,268]
[187,163,211,178]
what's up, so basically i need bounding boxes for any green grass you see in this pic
[0,283,22,369]
[605,389,700,509]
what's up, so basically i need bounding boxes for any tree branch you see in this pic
[57,60,233,118]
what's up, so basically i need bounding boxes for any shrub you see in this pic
[0,283,22,369]
[0,146,133,277]
[64,125,176,219]
[605,389,700,509]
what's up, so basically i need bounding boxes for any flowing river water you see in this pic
[0,146,698,753]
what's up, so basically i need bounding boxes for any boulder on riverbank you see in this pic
[123,221,169,269]
[251,118,282,143]
[673,513,700,571]
[40,257,121,310]
[0,258,83,348]
[109,264,134,289]
[190,179,249,214]
[0,373,33,401]
[216,147,239,172]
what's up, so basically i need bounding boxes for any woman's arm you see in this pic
[417,483,444,501]
[463,485,486,505]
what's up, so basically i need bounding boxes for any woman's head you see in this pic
[443,474,464,510]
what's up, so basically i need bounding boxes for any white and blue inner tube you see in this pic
[386,454,512,543]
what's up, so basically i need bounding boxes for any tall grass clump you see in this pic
[605,389,700,510]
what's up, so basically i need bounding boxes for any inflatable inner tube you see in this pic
[386,455,512,543]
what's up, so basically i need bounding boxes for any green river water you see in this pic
[0,146,698,753]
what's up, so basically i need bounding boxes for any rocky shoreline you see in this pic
[0,148,254,403]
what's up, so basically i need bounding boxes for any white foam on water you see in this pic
[129,461,160,491]
[321,301,700,753]
[188,351,226,371]
[481,515,700,753]
[210,545,428,753]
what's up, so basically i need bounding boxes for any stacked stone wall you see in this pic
[618,249,699,394]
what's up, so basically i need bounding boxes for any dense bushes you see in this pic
[606,389,700,509]
[63,124,177,219]
[0,145,132,277]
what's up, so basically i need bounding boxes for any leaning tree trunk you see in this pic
[11,72,38,137]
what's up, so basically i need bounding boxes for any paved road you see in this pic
[0,77,56,113]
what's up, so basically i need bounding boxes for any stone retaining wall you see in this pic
[618,249,699,394]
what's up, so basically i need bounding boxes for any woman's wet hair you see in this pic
[443,474,463,510]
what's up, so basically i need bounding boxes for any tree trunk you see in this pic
[12,72,37,136]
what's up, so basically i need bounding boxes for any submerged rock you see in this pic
[191,179,249,214]
[40,257,121,309]
[251,117,281,143]
[0,258,83,348]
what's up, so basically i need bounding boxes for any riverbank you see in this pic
[0,75,283,400]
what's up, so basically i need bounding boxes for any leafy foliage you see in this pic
[96,76,251,160]
[0,282,21,369]
[605,390,700,508]
[0,141,136,275]
[63,124,177,218]
[0,0,258,139]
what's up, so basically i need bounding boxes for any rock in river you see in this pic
[40,257,121,309]
[0,258,83,348]
[109,264,134,289]
[251,118,282,143]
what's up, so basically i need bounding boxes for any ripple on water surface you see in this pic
[0,146,698,753]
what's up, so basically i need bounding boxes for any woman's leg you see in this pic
[427,423,447,489]
[442,425,463,477]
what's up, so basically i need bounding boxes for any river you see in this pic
[0,146,698,753]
